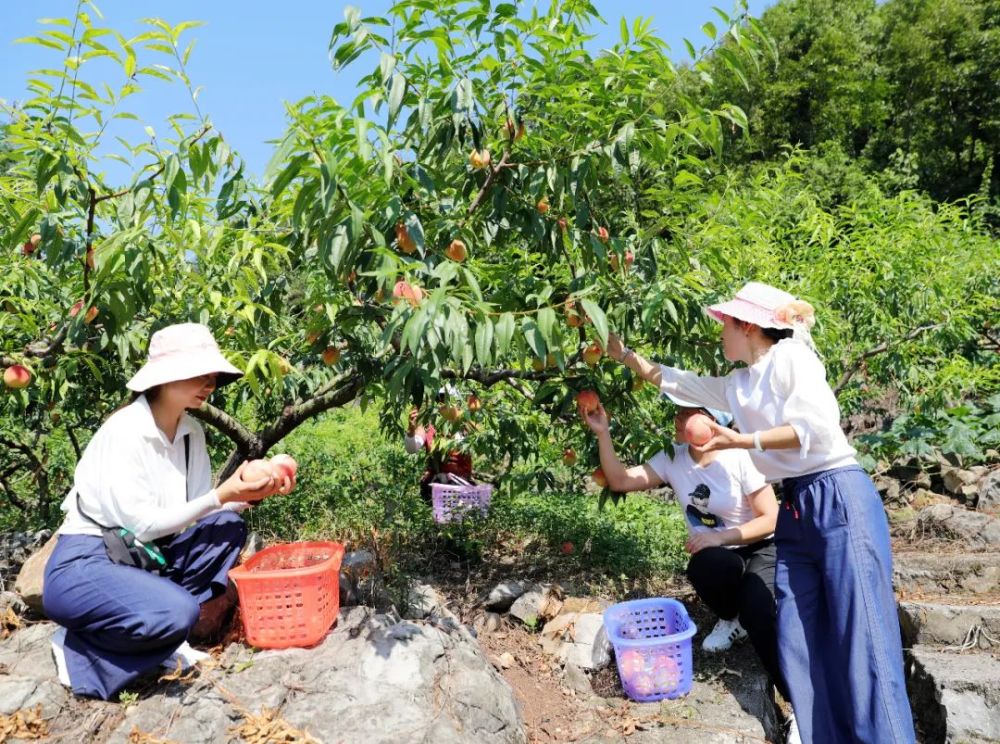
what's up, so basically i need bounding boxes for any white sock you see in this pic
[160,640,210,670]
[50,627,71,687]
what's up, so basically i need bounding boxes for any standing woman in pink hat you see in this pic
[606,283,914,744]
[43,323,295,700]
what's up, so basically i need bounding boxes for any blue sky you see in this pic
[1,1,771,181]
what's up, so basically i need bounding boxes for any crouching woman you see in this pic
[43,323,294,700]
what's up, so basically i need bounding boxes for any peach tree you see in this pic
[0,0,773,523]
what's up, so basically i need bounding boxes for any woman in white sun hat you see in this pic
[43,322,295,700]
[606,282,915,744]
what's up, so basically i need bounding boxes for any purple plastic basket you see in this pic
[430,482,493,523]
[603,598,697,702]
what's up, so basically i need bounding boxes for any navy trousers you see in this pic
[776,466,915,743]
[43,511,246,700]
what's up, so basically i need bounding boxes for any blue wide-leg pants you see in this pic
[43,511,246,700]
[776,465,915,743]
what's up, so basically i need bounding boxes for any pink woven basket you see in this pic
[430,482,493,523]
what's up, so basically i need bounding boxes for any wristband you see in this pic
[620,348,634,364]
[753,431,765,452]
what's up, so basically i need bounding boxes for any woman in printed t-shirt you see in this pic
[606,281,915,744]
[581,396,794,735]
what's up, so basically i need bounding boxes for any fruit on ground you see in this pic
[560,541,574,555]
[3,365,31,389]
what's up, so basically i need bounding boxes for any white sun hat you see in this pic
[126,323,243,392]
[704,281,816,331]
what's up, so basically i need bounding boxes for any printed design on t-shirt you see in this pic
[685,484,725,529]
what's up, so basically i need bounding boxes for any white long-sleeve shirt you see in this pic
[658,339,857,482]
[58,395,245,542]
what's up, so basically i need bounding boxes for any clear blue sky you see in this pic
[1,1,771,181]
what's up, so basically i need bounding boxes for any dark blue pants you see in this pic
[43,511,246,700]
[776,466,915,743]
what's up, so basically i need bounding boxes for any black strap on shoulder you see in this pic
[184,434,190,501]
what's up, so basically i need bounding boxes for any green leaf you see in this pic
[579,299,608,348]
[495,312,515,354]
[388,72,406,127]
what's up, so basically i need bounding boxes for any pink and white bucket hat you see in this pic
[704,281,815,331]
[126,323,243,392]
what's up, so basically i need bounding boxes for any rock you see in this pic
[539,613,612,671]
[13,533,58,616]
[0,609,527,744]
[497,651,516,669]
[484,580,526,612]
[874,475,902,503]
[916,504,1000,546]
[474,611,503,637]
[341,549,377,580]
[1,590,27,617]
[562,662,593,695]
[0,624,69,719]
[579,667,778,743]
[894,552,1000,596]
[508,584,552,626]
[977,468,1000,513]
[239,530,265,561]
[403,582,445,620]
[888,458,927,486]
[339,571,360,607]
[898,602,1000,647]
[942,467,982,498]
[907,646,1000,744]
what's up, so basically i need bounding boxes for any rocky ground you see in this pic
[1,456,998,743]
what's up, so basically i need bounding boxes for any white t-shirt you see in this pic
[647,444,769,542]
[658,338,857,482]
[58,395,246,542]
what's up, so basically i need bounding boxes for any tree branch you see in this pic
[833,323,944,395]
[466,150,511,216]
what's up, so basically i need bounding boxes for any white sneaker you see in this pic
[50,626,71,687]
[785,712,802,744]
[701,617,748,652]
[160,640,210,670]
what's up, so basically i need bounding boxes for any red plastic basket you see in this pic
[228,541,344,649]
[430,482,493,523]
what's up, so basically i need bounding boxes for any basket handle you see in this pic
[444,472,474,486]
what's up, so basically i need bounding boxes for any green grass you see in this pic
[248,404,689,582]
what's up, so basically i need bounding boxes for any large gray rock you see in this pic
[977,468,1000,513]
[579,668,778,744]
[894,552,1000,596]
[907,646,1000,744]
[0,623,69,718]
[898,602,1000,647]
[0,608,527,744]
[484,581,527,613]
[916,504,1000,545]
[508,584,553,626]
